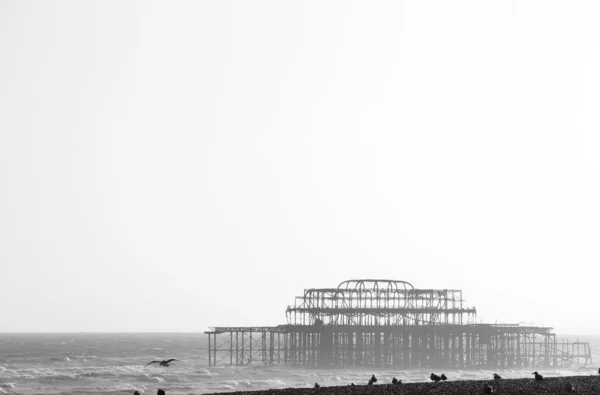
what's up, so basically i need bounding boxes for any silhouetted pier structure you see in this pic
[205,279,592,368]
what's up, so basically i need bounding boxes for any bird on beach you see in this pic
[392,377,401,385]
[564,381,576,392]
[314,382,320,389]
[440,373,447,381]
[133,392,140,395]
[367,374,377,386]
[493,373,501,381]
[157,390,165,395]
[598,367,600,375]
[430,373,441,383]
[532,371,544,381]
[145,358,180,367]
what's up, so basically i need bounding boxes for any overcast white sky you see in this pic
[1,1,599,333]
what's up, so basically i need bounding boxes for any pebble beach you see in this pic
[205,375,600,395]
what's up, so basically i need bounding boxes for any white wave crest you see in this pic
[194,368,217,376]
[141,348,164,352]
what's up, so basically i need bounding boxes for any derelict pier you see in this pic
[205,279,592,369]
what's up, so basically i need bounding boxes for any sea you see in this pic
[1,333,599,395]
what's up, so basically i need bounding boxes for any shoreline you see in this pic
[204,375,600,394]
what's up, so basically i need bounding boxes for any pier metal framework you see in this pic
[286,279,476,326]
[205,279,592,369]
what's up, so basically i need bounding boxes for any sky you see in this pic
[1,1,599,333]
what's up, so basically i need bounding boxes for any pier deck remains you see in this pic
[205,279,592,368]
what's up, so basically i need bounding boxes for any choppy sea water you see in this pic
[1,333,599,395]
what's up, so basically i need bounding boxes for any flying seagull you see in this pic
[145,359,180,367]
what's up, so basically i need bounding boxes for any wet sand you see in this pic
[205,375,600,394]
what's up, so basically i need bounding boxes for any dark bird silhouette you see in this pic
[391,377,399,385]
[157,390,165,395]
[145,359,180,368]
[598,367,600,375]
[493,373,501,380]
[564,381,576,392]
[134,392,140,395]
[440,373,447,381]
[314,382,320,389]
[532,371,543,381]
[482,383,494,394]
[430,373,441,382]
[368,374,377,386]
